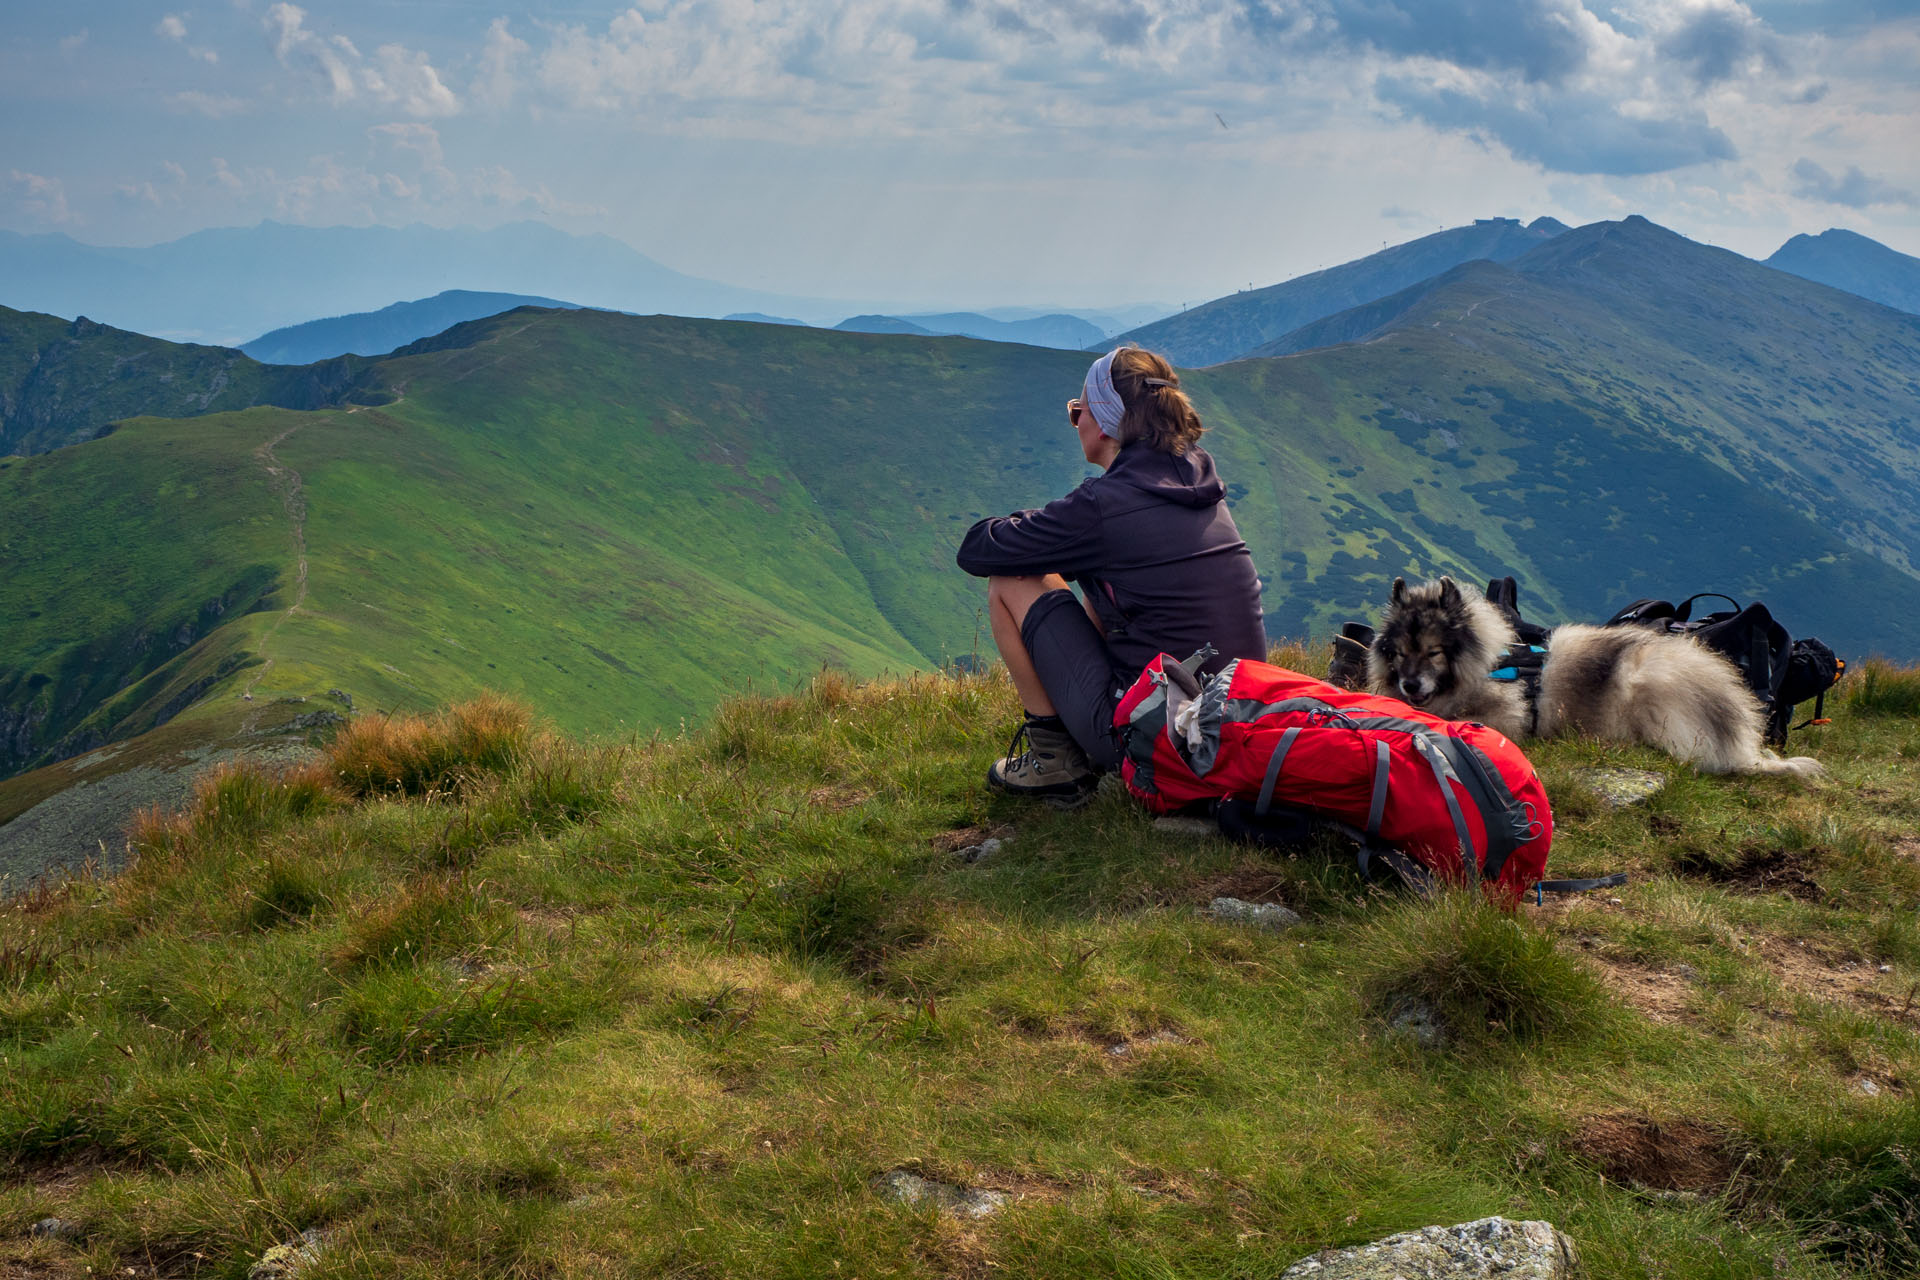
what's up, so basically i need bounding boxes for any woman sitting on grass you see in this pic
[956,346,1268,801]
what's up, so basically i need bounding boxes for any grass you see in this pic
[0,666,1916,1278]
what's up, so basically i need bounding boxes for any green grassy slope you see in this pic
[0,312,1099,776]
[0,306,380,456]
[1236,218,1920,605]
[4,670,1919,1278]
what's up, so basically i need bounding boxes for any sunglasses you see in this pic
[1068,398,1086,427]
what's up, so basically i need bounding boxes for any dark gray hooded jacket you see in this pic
[956,443,1267,679]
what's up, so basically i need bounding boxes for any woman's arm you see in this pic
[955,483,1105,579]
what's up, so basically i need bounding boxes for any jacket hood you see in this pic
[1105,443,1225,509]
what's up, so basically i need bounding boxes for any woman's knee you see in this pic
[988,573,1068,616]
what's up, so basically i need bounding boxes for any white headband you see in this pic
[1083,348,1126,438]
[1084,348,1176,440]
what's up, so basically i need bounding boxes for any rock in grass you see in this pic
[1386,999,1444,1049]
[1280,1216,1578,1279]
[29,1217,77,1241]
[248,1229,326,1280]
[1154,816,1218,839]
[1576,767,1666,808]
[871,1169,1008,1219]
[1209,896,1302,932]
[955,836,1007,864]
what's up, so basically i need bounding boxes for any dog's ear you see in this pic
[1391,577,1407,603]
[1438,576,1461,604]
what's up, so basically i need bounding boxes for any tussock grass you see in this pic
[1359,890,1606,1046]
[326,694,532,798]
[1843,658,1920,719]
[2,668,1918,1278]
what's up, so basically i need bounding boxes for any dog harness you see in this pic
[1487,642,1549,737]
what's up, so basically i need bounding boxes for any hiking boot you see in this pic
[1327,630,1372,692]
[987,717,1098,801]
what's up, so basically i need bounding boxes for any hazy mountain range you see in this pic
[0,221,1168,350]
[5,216,1920,801]
[242,290,584,365]
[0,221,895,345]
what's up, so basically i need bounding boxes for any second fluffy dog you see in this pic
[1367,576,1824,777]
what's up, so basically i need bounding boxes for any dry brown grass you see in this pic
[325,694,532,798]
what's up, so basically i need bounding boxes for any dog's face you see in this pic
[1373,576,1473,709]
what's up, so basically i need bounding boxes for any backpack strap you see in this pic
[1672,593,1741,623]
[1253,726,1303,817]
[1531,872,1628,906]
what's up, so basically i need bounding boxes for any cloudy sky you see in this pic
[2,1,1915,310]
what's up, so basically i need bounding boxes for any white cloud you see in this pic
[8,170,74,224]
[264,3,456,116]
[472,17,528,110]
[157,15,188,41]
[58,30,88,56]
[365,44,459,117]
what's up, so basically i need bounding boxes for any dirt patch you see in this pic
[1760,938,1920,1024]
[806,785,873,814]
[1568,1113,1740,1192]
[1195,868,1293,907]
[929,824,1012,854]
[1572,948,1696,1025]
[1672,845,1823,902]
[1894,836,1920,862]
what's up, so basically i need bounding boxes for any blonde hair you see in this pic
[1108,346,1205,456]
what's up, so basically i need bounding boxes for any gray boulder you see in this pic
[1209,896,1302,932]
[871,1169,1008,1219]
[248,1228,326,1280]
[1281,1216,1578,1279]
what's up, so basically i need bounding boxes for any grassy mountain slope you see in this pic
[4,670,1919,1277]
[1112,217,1569,366]
[239,290,584,365]
[0,307,375,457]
[1238,218,1920,590]
[1768,229,1920,317]
[0,312,1096,777]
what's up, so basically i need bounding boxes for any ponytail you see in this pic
[1108,347,1205,455]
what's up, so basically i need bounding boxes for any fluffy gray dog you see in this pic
[1367,576,1824,777]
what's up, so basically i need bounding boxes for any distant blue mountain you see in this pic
[834,315,938,336]
[831,310,1107,349]
[724,312,810,327]
[898,311,1107,350]
[0,221,884,346]
[1766,229,1920,316]
[241,290,583,364]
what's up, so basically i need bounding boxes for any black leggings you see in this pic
[1019,588,1129,771]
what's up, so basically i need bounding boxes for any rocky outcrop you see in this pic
[1280,1217,1578,1280]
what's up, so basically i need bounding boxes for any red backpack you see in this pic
[1114,653,1554,900]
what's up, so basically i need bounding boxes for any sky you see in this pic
[2,0,1916,311]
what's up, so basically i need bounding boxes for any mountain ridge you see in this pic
[1111,216,1571,366]
[1767,228,1920,317]
[240,289,586,364]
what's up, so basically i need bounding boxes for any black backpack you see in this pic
[1604,593,1844,745]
